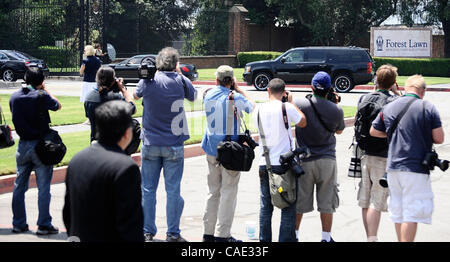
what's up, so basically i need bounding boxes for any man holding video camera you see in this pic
[370,75,444,242]
[133,47,197,242]
[294,71,345,242]
[254,78,306,242]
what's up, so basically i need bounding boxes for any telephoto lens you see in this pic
[379,173,388,188]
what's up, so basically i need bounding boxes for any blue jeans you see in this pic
[141,145,185,237]
[12,140,54,228]
[259,165,297,242]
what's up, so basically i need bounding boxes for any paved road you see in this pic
[1,79,450,242]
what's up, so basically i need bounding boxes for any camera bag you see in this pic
[34,91,66,165]
[216,92,255,171]
[257,105,297,209]
[0,105,15,149]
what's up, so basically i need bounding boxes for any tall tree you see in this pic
[265,0,398,46]
[398,0,449,57]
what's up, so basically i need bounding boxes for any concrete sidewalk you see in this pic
[1,124,450,242]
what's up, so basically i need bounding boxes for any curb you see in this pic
[0,118,355,195]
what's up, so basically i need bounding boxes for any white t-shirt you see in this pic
[253,100,302,166]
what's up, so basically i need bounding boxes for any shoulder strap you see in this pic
[36,90,51,137]
[306,96,334,133]
[386,98,417,140]
[257,110,272,173]
[282,103,293,150]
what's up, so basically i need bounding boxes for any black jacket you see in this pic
[63,142,144,242]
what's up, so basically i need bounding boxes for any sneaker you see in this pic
[321,237,335,242]
[166,234,188,242]
[215,236,242,242]
[36,225,59,235]
[12,225,29,233]
[202,234,216,242]
[144,233,154,242]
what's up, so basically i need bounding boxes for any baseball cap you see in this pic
[215,65,234,81]
[311,71,332,91]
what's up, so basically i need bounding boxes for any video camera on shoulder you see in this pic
[279,147,311,177]
[138,56,157,80]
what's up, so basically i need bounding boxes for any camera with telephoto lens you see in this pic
[422,150,449,171]
[111,77,121,93]
[138,56,157,80]
[281,91,290,103]
[379,173,388,188]
[239,130,258,149]
[279,147,311,177]
[327,87,341,104]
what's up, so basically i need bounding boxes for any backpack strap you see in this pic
[386,98,417,141]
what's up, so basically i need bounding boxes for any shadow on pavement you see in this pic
[0,228,68,241]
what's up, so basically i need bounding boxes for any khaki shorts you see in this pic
[357,155,389,212]
[296,158,339,214]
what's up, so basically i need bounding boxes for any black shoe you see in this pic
[12,225,29,233]
[215,236,242,242]
[36,225,59,235]
[321,237,335,242]
[144,233,154,242]
[166,234,188,242]
[202,234,216,242]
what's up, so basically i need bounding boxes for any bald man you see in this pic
[370,75,444,242]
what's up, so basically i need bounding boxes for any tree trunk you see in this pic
[443,19,450,58]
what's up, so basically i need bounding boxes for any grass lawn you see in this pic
[0,94,204,130]
[197,68,450,86]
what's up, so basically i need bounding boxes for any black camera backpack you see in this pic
[354,92,390,151]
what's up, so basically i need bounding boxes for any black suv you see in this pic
[243,46,375,92]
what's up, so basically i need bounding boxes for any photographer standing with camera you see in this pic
[84,66,136,143]
[134,47,197,242]
[253,78,306,242]
[294,71,345,242]
[201,65,254,242]
[354,64,401,242]
[370,75,444,242]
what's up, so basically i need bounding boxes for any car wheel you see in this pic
[2,69,17,82]
[333,74,353,93]
[253,72,271,91]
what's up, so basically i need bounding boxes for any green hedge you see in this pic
[37,46,79,72]
[237,51,283,67]
[374,57,450,77]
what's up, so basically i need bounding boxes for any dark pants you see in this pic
[259,165,297,242]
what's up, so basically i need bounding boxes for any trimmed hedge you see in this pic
[37,46,79,72]
[373,57,450,77]
[237,51,283,67]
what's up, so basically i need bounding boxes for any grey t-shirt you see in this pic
[372,96,442,174]
[294,95,345,161]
